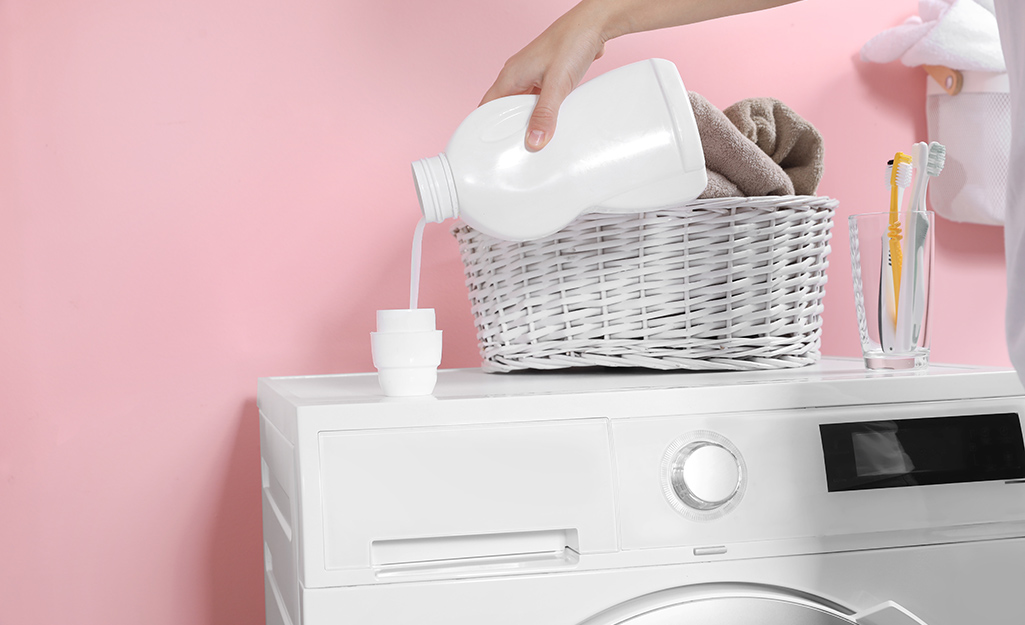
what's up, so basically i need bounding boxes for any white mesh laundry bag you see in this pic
[926,71,1010,225]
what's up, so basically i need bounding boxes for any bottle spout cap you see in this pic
[411,154,458,223]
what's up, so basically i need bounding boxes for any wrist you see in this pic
[573,0,633,43]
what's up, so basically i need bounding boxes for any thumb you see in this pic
[525,73,574,151]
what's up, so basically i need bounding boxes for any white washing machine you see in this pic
[258,357,1025,625]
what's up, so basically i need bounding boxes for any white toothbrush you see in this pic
[910,142,945,345]
[879,161,894,353]
[897,142,930,352]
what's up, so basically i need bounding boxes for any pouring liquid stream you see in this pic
[409,216,426,310]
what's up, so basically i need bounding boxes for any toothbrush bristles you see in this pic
[895,161,912,188]
[927,142,946,176]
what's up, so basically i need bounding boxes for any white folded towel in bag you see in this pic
[861,0,1004,71]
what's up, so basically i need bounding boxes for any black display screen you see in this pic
[820,413,1025,492]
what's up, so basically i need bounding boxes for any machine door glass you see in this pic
[577,585,928,625]
[614,597,852,624]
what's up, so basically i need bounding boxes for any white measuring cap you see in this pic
[371,308,443,396]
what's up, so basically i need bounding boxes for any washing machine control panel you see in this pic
[819,412,1025,492]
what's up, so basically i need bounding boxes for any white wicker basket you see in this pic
[454,195,837,372]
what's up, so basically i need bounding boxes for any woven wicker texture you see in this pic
[454,196,837,372]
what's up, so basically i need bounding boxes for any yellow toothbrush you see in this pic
[888,152,913,314]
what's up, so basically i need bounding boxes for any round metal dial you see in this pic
[662,432,746,519]
[673,442,741,508]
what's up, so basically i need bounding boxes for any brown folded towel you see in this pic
[688,92,824,198]
[724,98,824,196]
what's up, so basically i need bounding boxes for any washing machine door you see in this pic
[578,584,928,625]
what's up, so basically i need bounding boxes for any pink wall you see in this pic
[0,0,1009,623]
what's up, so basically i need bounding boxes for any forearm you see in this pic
[583,0,803,41]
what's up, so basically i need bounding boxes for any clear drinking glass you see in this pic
[849,211,934,370]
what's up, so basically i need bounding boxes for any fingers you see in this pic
[479,6,608,150]
[478,61,570,152]
[480,71,526,107]
[525,69,574,151]
[480,53,544,106]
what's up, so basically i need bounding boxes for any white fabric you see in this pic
[994,1,1025,383]
[861,0,1005,72]
[926,86,1010,225]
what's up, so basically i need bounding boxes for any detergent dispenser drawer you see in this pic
[304,418,617,586]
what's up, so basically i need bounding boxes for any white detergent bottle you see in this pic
[411,58,707,241]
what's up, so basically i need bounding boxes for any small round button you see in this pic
[679,443,740,506]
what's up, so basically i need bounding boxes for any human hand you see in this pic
[480,0,803,151]
[480,1,612,151]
